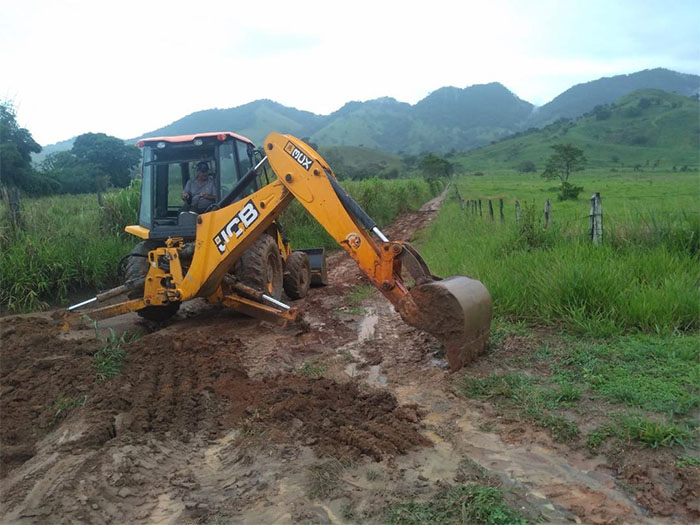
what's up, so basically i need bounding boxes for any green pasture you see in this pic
[451,169,698,226]
[418,170,699,336]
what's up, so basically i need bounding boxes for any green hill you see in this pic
[36,68,700,162]
[458,90,700,171]
[135,99,325,145]
[317,145,407,179]
[529,68,699,126]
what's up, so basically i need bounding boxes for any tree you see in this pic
[71,132,140,187]
[541,143,586,183]
[541,143,586,201]
[516,160,536,173]
[39,151,108,194]
[419,153,453,179]
[0,101,42,190]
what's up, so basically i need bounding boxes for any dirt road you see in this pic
[1,191,696,524]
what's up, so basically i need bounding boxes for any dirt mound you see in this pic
[91,329,260,438]
[112,328,429,462]
[0,317,100,477]
[1,313,429,484]
[256,375,430,461]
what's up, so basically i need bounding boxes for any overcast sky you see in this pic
[3,0,699,145]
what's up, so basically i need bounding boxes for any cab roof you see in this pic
[136,131,254,148]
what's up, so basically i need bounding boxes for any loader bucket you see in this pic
[398,276,493,371]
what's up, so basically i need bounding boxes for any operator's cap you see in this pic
[196,161,210,172]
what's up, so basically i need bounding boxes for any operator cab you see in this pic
[134,132,268,240]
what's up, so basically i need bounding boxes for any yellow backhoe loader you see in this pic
[63,132,492,371]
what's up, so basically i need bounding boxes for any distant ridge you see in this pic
[37,68,699,160]
[529,68,700,126]
[460,89,700,169]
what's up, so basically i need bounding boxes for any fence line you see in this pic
[457,193,610,244]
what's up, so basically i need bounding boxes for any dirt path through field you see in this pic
[1,187,692,524]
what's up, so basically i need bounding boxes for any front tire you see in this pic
[124,241,181,322]
[234,234,284,299]
[283,251,311,300]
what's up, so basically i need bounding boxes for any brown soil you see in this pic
[1,187,695,524]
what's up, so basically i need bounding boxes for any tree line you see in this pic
[1,101,139,196]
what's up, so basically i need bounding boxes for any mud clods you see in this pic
[0,317,101,477]
[0,315,428,485]
[257,375,430,461]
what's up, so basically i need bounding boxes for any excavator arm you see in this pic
[63,133,492,370]
[263,133,493,370]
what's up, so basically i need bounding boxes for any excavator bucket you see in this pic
[399,276,493,371]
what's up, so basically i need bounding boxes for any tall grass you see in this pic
[418,198,699,336]
[100,178,140,237]
[0,193,132,312]
[0,177,440,312]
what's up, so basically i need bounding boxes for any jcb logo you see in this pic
[284,141,313,170]
[213,200,260,254]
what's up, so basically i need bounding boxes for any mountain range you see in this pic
[38,68,698,159]
[458,89,700,170]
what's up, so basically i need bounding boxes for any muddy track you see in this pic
[1,187,696,524]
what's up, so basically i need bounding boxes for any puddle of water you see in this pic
[366,365,387,385]
[358,311,378,343]
[343,310,387,386]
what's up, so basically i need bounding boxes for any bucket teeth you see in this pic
[399,276,493,371]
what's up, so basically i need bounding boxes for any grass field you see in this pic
[418,170,699,335]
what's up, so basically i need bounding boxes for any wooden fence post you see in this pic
[488,200,494,221]
[499,199,504,222]
[478,199,482,217]
[544,199,551,229]
[590,192,603,244]
[454,185,465,210]
[1,185,22,230]
[515,200,521,223]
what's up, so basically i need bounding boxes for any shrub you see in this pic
[517,160,537,173]
[557,181,584,201]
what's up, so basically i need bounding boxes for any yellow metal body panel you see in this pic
[174,180,294,300]
[68,132,491,371]
[124,225,150,239]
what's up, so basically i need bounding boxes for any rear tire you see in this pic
[124,241,181,322]
[283,251,311,300]
[234,234,284,299]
